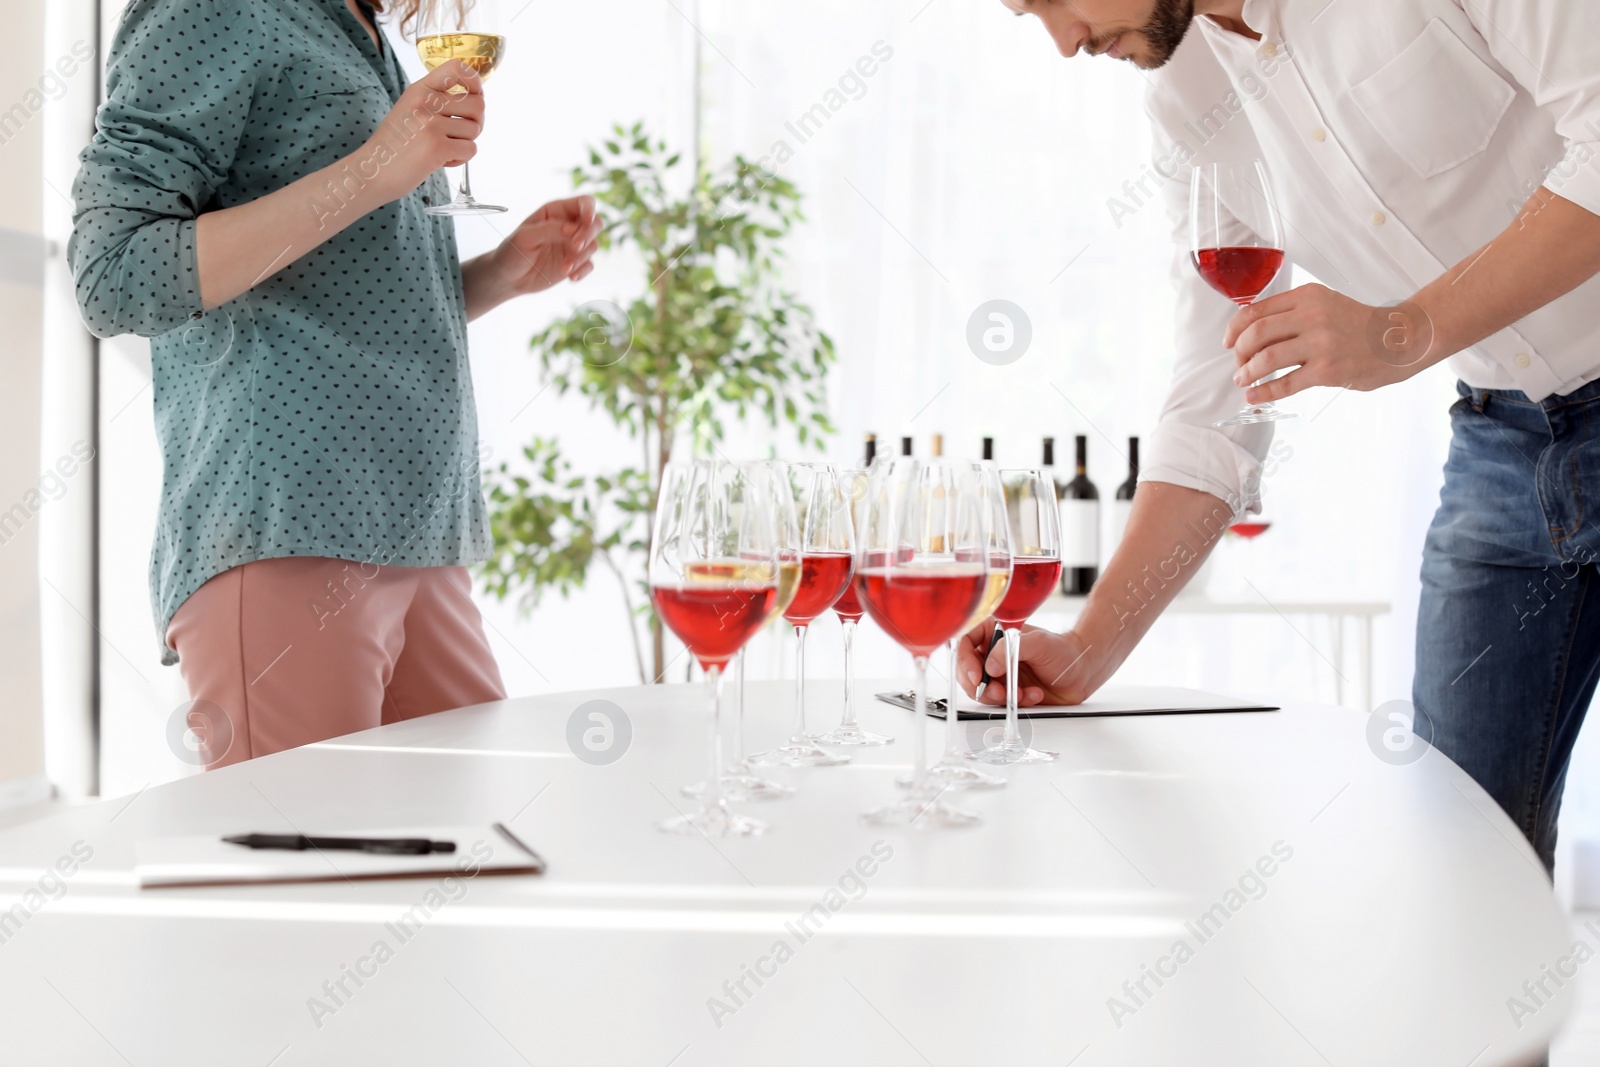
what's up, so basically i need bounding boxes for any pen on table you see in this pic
[222,833,456,855]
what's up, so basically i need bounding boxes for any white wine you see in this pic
[416,32,506,88]
[961,570,1010,630]
[773,559,802,615]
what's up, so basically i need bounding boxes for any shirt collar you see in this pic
[1240,0,1274,37]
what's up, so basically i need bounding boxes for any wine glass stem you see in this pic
[458,161,476,202]
[839,620,858,727]
[791,623,809,743]
[733,649,747,765]
[1004,625,1023,746]
[707,663,725,811]
[912,655,930,791]
[945,639,961,756]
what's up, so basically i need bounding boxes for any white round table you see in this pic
[0,681,1573,1066]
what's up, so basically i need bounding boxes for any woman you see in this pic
[68,0,599,767]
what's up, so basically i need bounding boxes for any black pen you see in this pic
[975,625,1004,692]
[223,833,456,855]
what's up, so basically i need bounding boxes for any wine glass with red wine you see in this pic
[749,464,856,768]
[815,467,893,747]
[967,469,1061,765]
[1190,160,1294,427]
[856,458,994,828]
[649,459,782,836]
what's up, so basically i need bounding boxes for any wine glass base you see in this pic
[861,794,982,829]
[1215,404,1297,426]
[965,744,1058,765]
[900,758,1007,790]
[813,723,894,746]
[425,200,509,217]
[748,742,851,767]
[681,773,795,802]
[657,805,768,837]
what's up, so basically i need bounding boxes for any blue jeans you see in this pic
[1415,378,1600,875]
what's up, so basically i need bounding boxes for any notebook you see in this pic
[877,685,1279,719]
[135,823,544,889]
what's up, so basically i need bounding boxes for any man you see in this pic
[969,0,1600,879]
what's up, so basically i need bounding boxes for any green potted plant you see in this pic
[477,123,836,683]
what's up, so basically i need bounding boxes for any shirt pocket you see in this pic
[1347,18,1515,180]
[287,62,384,100]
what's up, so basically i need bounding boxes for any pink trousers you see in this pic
[165,557,506,769]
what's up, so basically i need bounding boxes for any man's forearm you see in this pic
[1071,481,1237,686]
[195,144,395,309]
[1414,187,1600,361]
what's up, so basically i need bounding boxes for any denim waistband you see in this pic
[1456,376,1600,412]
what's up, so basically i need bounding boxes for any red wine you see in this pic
[856,567,986,657]
[1230,522,1271,539]
[784,551,853,624]
[833,582,864,623]
[653,583,777,669]
[994,556,1062,626]
[1192,246,1285,305]
[1060,435,1099,596]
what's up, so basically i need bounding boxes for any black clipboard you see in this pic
[875,690,1279,719]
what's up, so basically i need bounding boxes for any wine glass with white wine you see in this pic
[415,4,507,216]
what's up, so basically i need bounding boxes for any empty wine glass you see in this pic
[1191,160,1291,426]
[650,459,781,836]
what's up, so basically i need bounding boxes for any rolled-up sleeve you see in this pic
[1139,109,1281,523]
[67,0,259,338]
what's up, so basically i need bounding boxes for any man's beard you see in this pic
[1141,0,1197,68]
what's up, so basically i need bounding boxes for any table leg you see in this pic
[1360,614,1374,712]
[1330,613,1345,708]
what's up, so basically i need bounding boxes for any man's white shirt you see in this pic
[1141,0,1600,517]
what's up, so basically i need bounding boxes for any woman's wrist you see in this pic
[461,247,516,321]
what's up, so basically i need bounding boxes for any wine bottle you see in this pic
[981,436,994,462]
[1110,436,1139,555]
[863,433,877,467]
[900,436,913,457]
[931,433,944,458]
[1060,434,1100,596]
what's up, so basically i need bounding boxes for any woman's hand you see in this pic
[489,196,603,295]
[955,622,1098,707]
[1223,283,1439,404]
[359,60,486,205]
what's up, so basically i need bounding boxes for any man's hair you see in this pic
[369,0,478,40]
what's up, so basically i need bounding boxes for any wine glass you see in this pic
[750,464,855,768]
[815,467,893,747]
[415,3,507,216]
[856,458,992,828]
[1190,160,1292,426]
[919,463,1010,789]
[649,459,781,836]
[684,462,798,801]
[967,469,1061,765]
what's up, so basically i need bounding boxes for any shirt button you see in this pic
[1311,127,1327,142]
[1371,211,1387,226]
[1261,41,1279,58]
[1515,353,1531,368]
[422,195,432,206]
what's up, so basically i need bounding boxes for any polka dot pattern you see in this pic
[68,0,489,665]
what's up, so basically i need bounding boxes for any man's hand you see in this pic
[360,60,486,205]
[1223,282,1438,405]
[956,622,1097,707]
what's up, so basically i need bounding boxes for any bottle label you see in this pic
[1059,499,1099,567]
[1110,500,1134,556]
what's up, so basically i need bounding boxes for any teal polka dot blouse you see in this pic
[68,0,490,665]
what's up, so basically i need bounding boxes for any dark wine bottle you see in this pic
[981,436,994,462]
[1110,437,1139,553]
[863,433,877,467]
[1060,434,1100,596]
[901,435,913,457]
